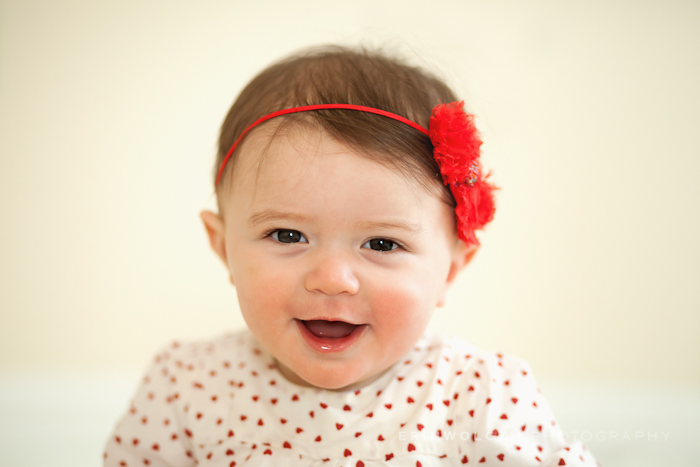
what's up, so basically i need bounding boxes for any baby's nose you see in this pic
[303,249,360,296]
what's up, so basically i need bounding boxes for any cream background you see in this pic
[0,1,698,466]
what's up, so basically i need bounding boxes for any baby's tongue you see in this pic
[304,320,358,338]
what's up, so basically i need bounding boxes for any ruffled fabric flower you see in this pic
[429,101,497,246]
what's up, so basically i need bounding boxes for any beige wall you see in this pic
[1,0,698,389]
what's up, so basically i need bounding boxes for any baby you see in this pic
[104,45,599,466]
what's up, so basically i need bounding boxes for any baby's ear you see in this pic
[436,241,478,307]
[199,210,234,285]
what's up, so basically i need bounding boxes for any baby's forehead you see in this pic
[222,130,443,219]
[231,123,430,193]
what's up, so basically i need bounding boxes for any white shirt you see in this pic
[104,330,599,466]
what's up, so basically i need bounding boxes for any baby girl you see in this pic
[104,45,599,467]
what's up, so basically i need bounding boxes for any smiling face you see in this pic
[202,124,474,391]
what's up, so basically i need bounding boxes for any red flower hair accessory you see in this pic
[429,101,496,246]
[215,102,496,246]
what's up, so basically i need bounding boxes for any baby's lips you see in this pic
[302,319,359,338]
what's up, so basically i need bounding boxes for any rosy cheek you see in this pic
[370,277,432,332]
[236,262,283,317]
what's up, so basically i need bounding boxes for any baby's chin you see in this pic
[274,358,389,392]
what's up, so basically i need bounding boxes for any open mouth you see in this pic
[302,319,359,338]
[296,319,366,353]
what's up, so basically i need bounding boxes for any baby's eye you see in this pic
[271,229,308,244]
[362,238,399,252]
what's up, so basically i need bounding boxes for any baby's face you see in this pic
[210,126,470,391]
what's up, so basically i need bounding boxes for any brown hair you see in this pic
[214,45,459,211]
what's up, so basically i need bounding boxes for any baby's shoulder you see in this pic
[145,329,266,383]
[415,332,536,390]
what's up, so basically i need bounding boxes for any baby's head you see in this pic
[200,45,493,391]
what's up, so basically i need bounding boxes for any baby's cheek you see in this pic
[372,277,434,335]
[236,268,286,322]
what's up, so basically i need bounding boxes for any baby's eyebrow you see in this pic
[248,209,311,228]
[248,209,422,234]
[356,220,423,235]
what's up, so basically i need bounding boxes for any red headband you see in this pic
[215,102,496,246]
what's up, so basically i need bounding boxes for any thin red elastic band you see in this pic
[215,104,429,186]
